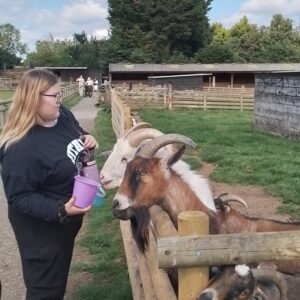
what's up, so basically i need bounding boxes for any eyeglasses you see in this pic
[40,92,62,104]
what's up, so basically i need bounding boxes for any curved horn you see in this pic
[217,193,248,208]
[127,128,164,147]
[124,122,152,138]
[137,133,197,159]
[251,268,288,300]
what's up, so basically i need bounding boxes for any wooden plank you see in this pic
[158,230,300,268]
[178,212,209,300]
[120,221,145,300]
[144,229,177,300]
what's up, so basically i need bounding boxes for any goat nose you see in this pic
[198,291,214,300]
[112,199,120,209]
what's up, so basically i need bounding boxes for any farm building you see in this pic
[148,73,211,90]
[0,66,103,84]
[109,63,300,88]
[34,67,102,83]
[254,72,300,138]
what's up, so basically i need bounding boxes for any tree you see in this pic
[229,16,265,62]
[0,23,27,69]
[107,0,212,62]
[211,22,230,44]
[194,42,236,63]
[26,34,73,67]
[269,14,294,42]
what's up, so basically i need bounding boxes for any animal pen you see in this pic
[114,83,254,111]
[110,88,300,300]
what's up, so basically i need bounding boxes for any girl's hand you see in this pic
[82,134,98,150]
[64,197,91,215]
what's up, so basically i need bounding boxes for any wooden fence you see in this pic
[110,98,299,299]
[114,84,254,111]
[0,78,13,90]
[0,84,79,131]
[111,89,132,138]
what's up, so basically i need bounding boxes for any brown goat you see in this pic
[213,194,300,274]
[198,264,287,300]
[113,134,300,275]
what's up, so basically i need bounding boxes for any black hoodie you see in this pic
[0,105,87,222]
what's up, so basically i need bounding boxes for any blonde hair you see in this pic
[0,69,58,150]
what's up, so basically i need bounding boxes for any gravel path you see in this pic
[0,95,99,300]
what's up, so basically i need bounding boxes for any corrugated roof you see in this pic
[109,63,300,73]
[148,73,212,79]
[34,67,87,70]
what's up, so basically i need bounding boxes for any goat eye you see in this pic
[241,289,251,296]
[121,157,128,163]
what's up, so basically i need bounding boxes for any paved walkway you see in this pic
[0,95,99,300]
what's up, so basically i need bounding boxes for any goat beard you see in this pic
[130,207,151,253]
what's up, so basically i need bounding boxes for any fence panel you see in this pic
[0,78,13,90]
[0,83,79,131]
[115,84,254,111]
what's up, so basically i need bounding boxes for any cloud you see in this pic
[211,0,300,28]
[0,0,109,51]
[240,0,300,16]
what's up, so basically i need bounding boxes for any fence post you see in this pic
[168,83,173,110]
[163,85,167,109]
[124,105,132,130]
[178,211,209,300]
[240,87,244,111]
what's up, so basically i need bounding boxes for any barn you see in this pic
[34,67,102,83]
[109,63,300,88]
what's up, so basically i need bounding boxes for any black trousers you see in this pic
[9,206,83,300]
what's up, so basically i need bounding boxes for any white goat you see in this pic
[100,122,216,212]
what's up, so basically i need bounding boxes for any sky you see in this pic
[1,0,300,52]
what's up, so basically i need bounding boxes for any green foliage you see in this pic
[140,109,300,219]
[196,14,300,63]
[107,0,212,62]
[26,35,73,67]
[194,42,237,63]
[0,23,27,69]
[210,22,230,43]
[8,9,300,69]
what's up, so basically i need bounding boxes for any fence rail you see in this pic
[115,84,254,111]
[0,84,79,131]
[0,77,13,90]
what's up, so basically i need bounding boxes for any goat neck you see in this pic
[159,168,214,228]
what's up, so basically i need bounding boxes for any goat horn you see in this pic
[127,128,164,147]
[217,193,248,208]
[251,268,288,300]
[124,122,152,138]
[137,133,197,158]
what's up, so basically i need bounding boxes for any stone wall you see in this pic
[254,73,300,138]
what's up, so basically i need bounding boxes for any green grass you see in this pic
[63,94,81,108]
[140,109,300,218]
[0,90,14,101]
[71,109,132,300]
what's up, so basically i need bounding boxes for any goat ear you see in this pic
[166,145,185,168]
